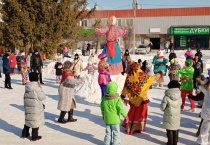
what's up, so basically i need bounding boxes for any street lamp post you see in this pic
[133,0,137,54]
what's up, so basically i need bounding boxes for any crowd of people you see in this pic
[1,16,209,145]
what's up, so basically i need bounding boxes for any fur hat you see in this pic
[168,80,180,89]
[98,53,106,59]
[29,72,39,82]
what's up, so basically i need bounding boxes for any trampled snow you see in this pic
[0,49,209,145]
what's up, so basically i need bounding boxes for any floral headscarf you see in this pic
[122,62,160,106]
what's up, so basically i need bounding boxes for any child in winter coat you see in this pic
[100,81,127,145]
[21,61,28,85]
[98,53,111,98]
[84,62,97,74]
[160,80,182,145]
[168,58,181,81]
[184,47,194,60]
[54,58,63,83]
[21,72,46,141]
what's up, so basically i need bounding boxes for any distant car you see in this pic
[135,45,150,54]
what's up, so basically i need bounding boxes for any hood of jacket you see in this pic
[25,82,39,92]
[164,88,180,101]
[186,59,193,66]
[105,81,119,100]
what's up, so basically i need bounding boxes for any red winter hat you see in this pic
[98,53,106,59]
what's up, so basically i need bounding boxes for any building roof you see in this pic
[91,7,210,18]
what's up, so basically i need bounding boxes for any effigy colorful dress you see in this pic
[95,26,126,75]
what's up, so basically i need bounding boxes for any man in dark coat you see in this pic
[169,49,177,63]
[195,49,203,59]
[193,53,203,73]
[30,49,44,84]
[2,53,12,89]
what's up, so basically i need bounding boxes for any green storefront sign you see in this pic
[171,27,210,35]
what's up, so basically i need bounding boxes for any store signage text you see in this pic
[171,27,210,35]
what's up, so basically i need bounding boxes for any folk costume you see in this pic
[121,62,162,134]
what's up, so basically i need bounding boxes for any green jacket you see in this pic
[100,81,127,125]
[174,59,194,90]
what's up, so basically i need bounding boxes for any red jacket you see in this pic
[9,54,17,68]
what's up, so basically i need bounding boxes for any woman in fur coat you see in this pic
[57,61,85,123]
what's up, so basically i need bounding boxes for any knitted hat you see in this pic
[98,53,106,59]
[185,59,193,66]
[168,80,180,89]
[29,72,39,82]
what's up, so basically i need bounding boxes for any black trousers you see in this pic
[5,73,11,88]
[166,129,178,145]
[32,66,43,83]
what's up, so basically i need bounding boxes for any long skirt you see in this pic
[122,100,149,135]
[102,42,123,75]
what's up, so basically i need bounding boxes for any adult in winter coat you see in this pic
[169,41,173,53]
[168,58,181,81]
[54,58,63,83]
[193,62,202,90]
[71,53,84,79]
[88,52,98,67]
[21,72,46,141]
[100,81,127,145]
[171,59,196,112]
[184,47,194,60]
[57,61,85,123]
[152,50,169,87]
[26,52,32,69]
[196,77,210,145]
[30,49,44,84]
[193,53,203,73]
[16,52,24,73]
[121,59,163,135]
[121,49,130,75]
[195,49,203,59]
[9,51,17,75]
[160,80,182,145]
[2,53,12,89]
[168,49,177,63]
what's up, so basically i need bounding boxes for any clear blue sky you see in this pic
[88,0,210,10]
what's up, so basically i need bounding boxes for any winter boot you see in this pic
[196,119,203,137]
[21,125,30,138]
[173,130,179,145]
[67,109,77,122]
[31,128,42,141]
[57,111,67,123]
[166,130,174,145]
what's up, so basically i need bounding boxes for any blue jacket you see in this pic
[2,55,11,74]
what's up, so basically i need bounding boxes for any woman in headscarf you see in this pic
[121,58,163,135]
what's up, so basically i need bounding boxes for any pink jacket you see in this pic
[98,61,110,85]
[184,50,194,58]
[84,65,97,74]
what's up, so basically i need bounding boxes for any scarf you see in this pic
[60,68,74,84]
[122,62,159,106]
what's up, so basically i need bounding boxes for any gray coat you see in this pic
[24,82,46,128]
[169,64,181,81]
[57,76,83,111]
[160,88,182,130]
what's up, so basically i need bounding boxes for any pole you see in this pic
[133,1,136,54]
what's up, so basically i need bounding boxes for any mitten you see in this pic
[124,116,129,123]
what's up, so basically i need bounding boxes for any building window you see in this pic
[125,19,133,27]
[117,19,122,27]
[81,19,88,27]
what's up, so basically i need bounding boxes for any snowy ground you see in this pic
[0,49,209,145]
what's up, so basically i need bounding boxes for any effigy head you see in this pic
[107,16,117,26]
